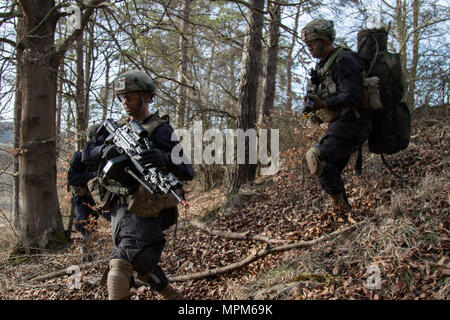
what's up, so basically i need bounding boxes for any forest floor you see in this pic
[0,105,448,300]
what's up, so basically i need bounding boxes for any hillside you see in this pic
[0,105,448,300]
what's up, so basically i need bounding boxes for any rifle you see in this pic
[301,96,315,119]
[302,68,319,119]
[98,118,190,208]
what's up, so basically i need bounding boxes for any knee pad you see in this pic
[107,259,133,300]
[306,147,325,177]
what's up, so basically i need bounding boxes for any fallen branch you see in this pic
[28,219,368,284]
[0,208,28,255]
[28,258,108,283]
[169,219,367,282]
[189,220,289,245]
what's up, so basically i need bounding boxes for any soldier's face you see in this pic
[306,39,326,59]
[118,92,141,114]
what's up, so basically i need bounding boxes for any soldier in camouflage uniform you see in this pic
[68,124,111,262]
[82,70,194,300]
[300,19,372,212]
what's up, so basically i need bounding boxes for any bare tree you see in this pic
[75,33,87,150]
[175,0,191,129]
[15,0,104,252]
[229,0,265,194]
[285,3,301,112]
[12,5,24,229]
[261,2,281,124]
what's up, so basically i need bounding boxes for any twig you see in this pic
[28,258,108,282]
[0,168,18,177]
[0,208,25,251]
[190,219,289,245]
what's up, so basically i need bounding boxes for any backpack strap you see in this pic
[141,113,170,137]
[318,47,344,78]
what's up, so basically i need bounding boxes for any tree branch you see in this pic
[399,15,450,54]
[26,258,108,282]
[0,37,16,47]
[169,219,366,282]
[190,219,289,245]
[55,0,106,64]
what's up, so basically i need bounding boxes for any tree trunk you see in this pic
[228,0,265,194]
[17,0,66,251]
[75,34,86,150]
[407,0,420,109]
[84,21,94,128]
[13,10,25,229]
[199,40,216,191]
[286,4,301,112]
[15,0,102,252]
[102,56,111,121]
[395,0,408,95]
[261,3,281,124]
[175,0,191,129]
[55,61,63,158]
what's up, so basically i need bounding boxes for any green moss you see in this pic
[199,204,222,223]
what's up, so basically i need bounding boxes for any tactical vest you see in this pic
[307,47,376,123]
[88,114,180,220]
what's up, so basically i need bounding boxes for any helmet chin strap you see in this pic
[125,92,157,119]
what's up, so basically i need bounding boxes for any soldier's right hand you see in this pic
[307,94,327,110]
[101,145,121,160]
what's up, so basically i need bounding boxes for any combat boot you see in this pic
[328,192,352,213]
[107,259,134,300]
[159,284,186,300]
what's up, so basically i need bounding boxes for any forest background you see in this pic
[0,0,448,300]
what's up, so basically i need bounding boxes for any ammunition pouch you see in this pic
[87,177,113,211]
[314,106,352,123]
[362,76,383,110]
[127,184,180,218]
[70,185,90,198]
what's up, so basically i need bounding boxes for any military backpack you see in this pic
[357,28,411,155]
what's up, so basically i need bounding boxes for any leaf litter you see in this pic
[0,105,448,300]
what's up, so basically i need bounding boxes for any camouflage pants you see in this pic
[315,109,372,195]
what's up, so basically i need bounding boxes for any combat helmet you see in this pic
[86,123,100,140]
[114,69,155,96]
[301,19,336,43]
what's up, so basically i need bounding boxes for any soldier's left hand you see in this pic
[138,149,170,168]
[307,94,327,110]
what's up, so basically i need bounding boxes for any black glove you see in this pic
[101,145,121,160]
[307,93,327,111]
[138,148,170,168]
